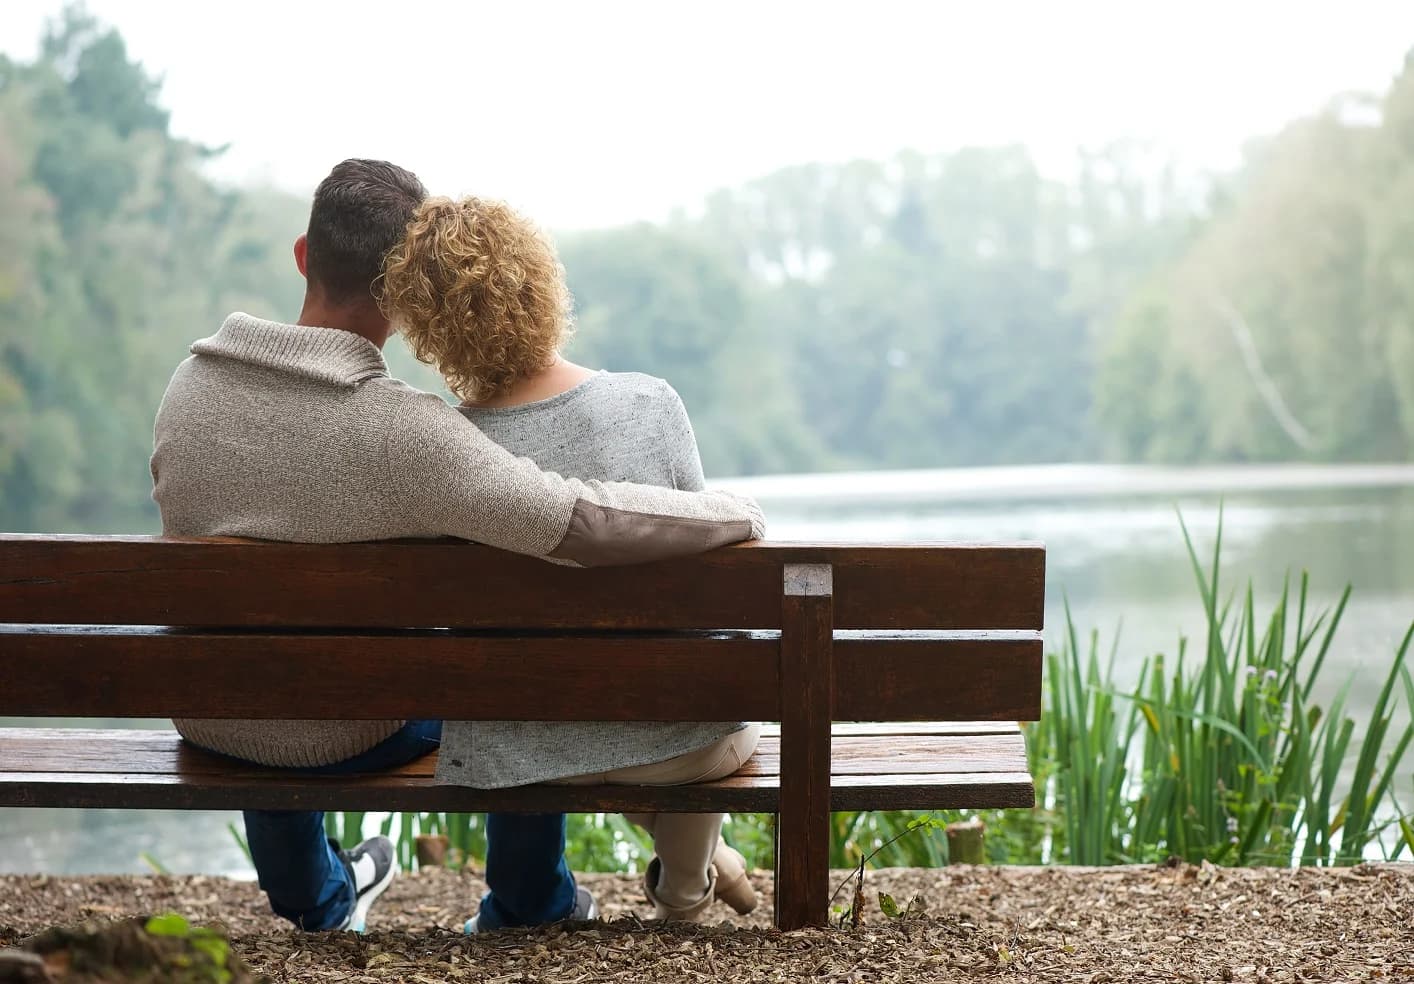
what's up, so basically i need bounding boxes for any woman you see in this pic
[380,196,760,925]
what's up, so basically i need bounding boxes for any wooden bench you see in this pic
[0,534,1044,929]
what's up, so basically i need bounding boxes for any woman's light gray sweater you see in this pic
[437,372,744,788]
[152,314,764,768]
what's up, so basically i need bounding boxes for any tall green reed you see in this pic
[1033,510,1414,865]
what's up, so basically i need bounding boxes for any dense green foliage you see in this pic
[1096,80,1414,464]
[0,10,306,532]
[2,11,1412,535]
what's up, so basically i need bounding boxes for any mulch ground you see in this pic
[1,863,1411,982]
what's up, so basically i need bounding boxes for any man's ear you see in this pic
[293,234,309,278]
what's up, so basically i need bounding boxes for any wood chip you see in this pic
[1,864,1410,982]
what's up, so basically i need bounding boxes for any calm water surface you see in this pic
[3,464,1412,875]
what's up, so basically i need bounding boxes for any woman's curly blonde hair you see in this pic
[379,196,573,402]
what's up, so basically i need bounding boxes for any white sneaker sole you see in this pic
[465,893,597,934]
[345,859,397,933]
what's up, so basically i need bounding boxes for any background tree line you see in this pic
[2,10,1412,533]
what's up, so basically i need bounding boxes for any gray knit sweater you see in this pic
[152,314,765,768]
[438,371,744,787]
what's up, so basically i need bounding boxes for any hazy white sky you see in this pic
[2,0,1411,228]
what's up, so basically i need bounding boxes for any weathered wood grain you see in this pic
[0,730,1030,777]
[0,628,1039,721]
[776,564,834,929]
[0,535,1045,630]
[0,728,1034,813]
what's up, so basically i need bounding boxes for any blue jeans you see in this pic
[237,721,577,931]
[242,721,442,930]
[473,813,578,931]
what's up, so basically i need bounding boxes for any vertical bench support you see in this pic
[776,563,834,930]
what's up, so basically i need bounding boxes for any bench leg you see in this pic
[776,563,834,930]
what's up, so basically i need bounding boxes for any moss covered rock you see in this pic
[0,915,262,983]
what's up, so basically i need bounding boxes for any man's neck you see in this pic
[297,296,391,350]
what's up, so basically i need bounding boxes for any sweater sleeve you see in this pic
[384,390,764,566]
[659,382,708,492]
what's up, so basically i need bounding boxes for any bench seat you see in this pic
[0,723,1032,813]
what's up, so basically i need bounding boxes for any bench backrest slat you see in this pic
[0,535,1045,631]
[0,628,1039,722]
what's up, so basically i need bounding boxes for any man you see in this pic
[149,159,765,933]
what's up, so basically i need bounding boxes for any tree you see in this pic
[560,223,822,477]
[0,7,310,531]
[1365,50,1414,457]
[1094,91,1413,463]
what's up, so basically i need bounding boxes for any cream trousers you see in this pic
[552,725,762,909]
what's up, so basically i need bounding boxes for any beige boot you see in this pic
[643,856,718,922]
[711,839,758,915]
[642,840,758,921]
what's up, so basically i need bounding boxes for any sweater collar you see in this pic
[191,313,388,387]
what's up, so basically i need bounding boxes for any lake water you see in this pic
[3,463,1412,875]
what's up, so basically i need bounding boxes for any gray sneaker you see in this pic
[337,835,397,932]
[464,885,598,934]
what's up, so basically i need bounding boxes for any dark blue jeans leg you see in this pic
[240,721,443,931]
[242,813,349,930]
[475,813,576,930]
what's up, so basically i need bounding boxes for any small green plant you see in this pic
[144,913,233,984]
[828,814,949,927]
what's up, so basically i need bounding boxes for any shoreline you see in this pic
[720,461,1414,509]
